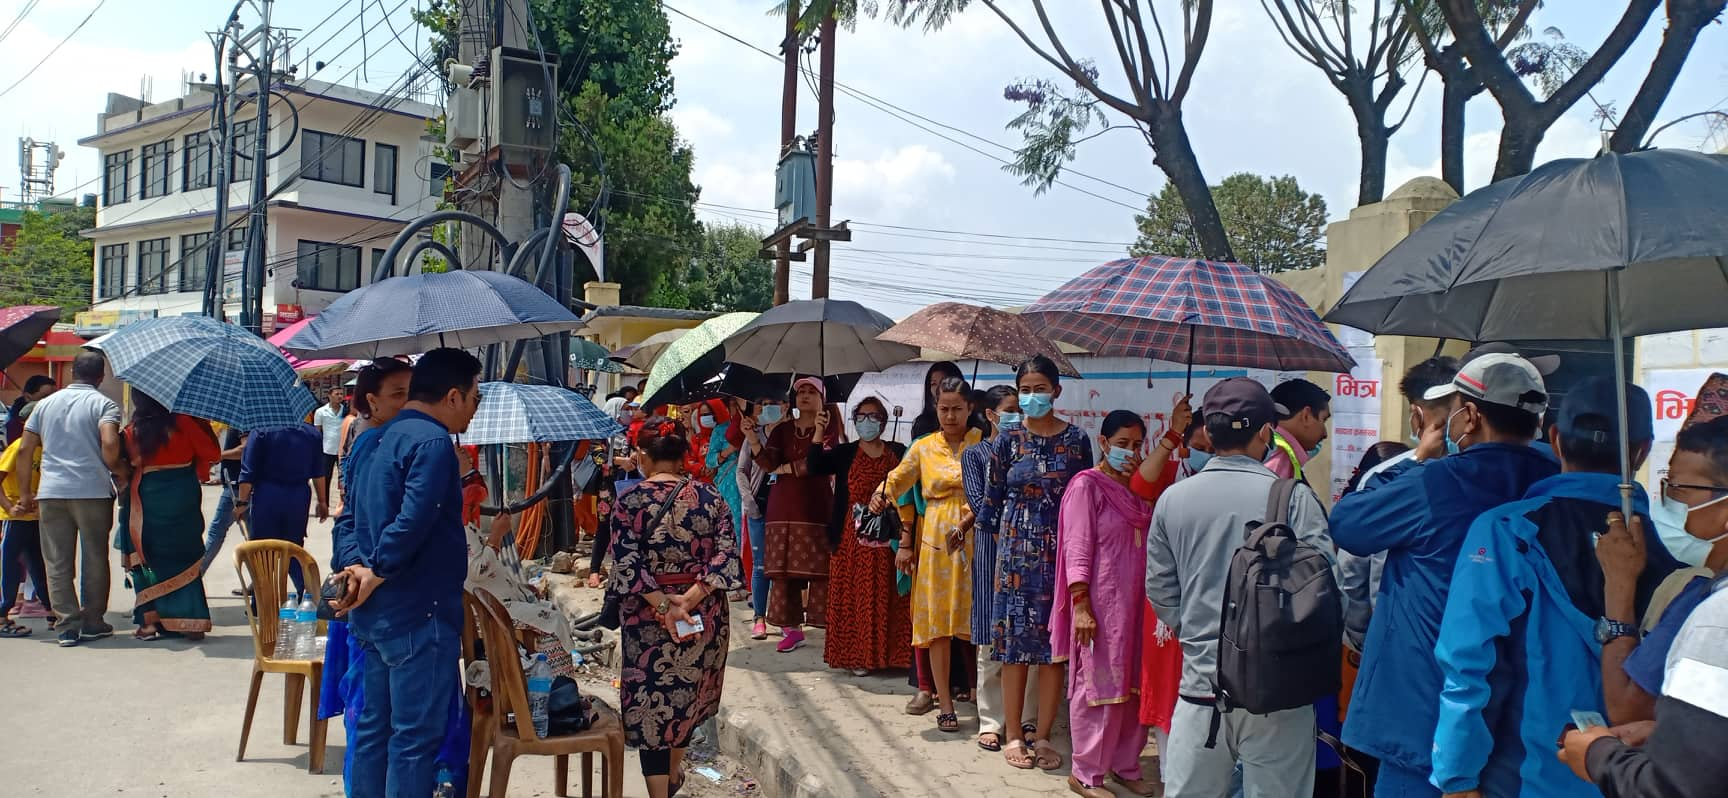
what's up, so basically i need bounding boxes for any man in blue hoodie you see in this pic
[1331,353,1560,797]
[1430,378,1680,798]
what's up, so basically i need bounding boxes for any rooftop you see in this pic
[583,305,720,323]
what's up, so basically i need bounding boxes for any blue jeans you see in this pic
[747,516,768,618]
[0,519,49,617]
[200,485,236,576]
[350,615,461,798]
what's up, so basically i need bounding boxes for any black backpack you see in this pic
[1216,477,1343,717]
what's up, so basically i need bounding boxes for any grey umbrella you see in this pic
[722,298,918,376]
[1325,148,1728,517]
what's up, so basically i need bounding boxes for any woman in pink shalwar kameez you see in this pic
[1051,411,1159,798]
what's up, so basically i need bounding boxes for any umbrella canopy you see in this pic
[0,305,63,371]
[878,302,1081,377]
[569,338,621,372]
[614,329,687,371]
[101,315,318,429]
[267,318,348,377]
[282,270,587,359]
[722,299,917,377]
[1325,149,1728,340]
[459,381,623,445]
[1023,256,1355,373]
[639,312,760,409]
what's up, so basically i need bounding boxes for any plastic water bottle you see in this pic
[273,598,296,659]
[527,653,553,738]
[293,592,318,659]
[432,767,455,798]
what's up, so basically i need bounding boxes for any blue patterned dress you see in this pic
[985,423,1092,664]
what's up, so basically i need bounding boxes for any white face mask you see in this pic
[1652,490,1728,566]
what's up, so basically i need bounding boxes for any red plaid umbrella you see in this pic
[1022,256,1355,379]
[0,305,62,372]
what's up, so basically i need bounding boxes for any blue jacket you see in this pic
[1331,442,1559,772]
[346,410,465,641]
[1431,472,1680,796]
[331,424,389,572]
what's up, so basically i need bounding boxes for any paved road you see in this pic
[3,486,740,797]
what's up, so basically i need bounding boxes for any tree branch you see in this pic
[1608,0,1728,152]
[1171,0,1214,106]
[1263,0,1346,74]
[1128,0,1172,98]
[1492,0,1540,50]
[1436,0,1539,117]
[1538,0,1661,120]
[979,0,1146,118]
[1102,0,1156,107]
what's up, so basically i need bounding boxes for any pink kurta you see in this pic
[1051,468,1153,786]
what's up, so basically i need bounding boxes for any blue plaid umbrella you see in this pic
[101,315,318,429]
[282,270,587,359]
[459,382,623,445]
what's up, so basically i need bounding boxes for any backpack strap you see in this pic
[1263,477,1300,529]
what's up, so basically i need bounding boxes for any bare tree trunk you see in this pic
[1607,0,1728,153]
[1355,118,1390,206]
[1493,121,1544,182]
[1439,69,1472,195]
[1148,106,1234,262]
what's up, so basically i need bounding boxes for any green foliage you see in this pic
[697,223,774,313]
[1001,74,1109,194]
[0,208,96,320]
[528,0,679,117]
[1131,173,1328,273]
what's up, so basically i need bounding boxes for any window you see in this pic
[429,162,451,197]
[301,130,365,187]
[226,227,246,252]
[297,240,361,292]
[103,152,130,206]
[374,143,398,202]
[182,132,213,191]
[370,248,385,276]
[140,141,172,199]
[136,238,170,294]
[99,244,128,299]
[231,120,255,182]
[180,232,213,293]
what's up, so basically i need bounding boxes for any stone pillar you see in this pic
[583,281,620,308]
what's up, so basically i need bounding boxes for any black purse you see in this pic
[597,479,687,630]
[854,488,902,546]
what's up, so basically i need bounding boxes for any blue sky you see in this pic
[1,0,1722,316]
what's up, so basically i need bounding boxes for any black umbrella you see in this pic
[643,363,863,409]
[1325,149,1728,517]
[0,305,61,372]
[722,298,917,376]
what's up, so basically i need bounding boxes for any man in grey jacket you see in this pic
[1146,377,1335,797]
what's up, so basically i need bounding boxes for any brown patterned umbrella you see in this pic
[877,302,1082,378]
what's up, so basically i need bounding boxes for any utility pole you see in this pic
[240,0,274,336]
[202,15,240,318]
[772,2,800,306]
[810,11,837,299]
[207,0,286,334]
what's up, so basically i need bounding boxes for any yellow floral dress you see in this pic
[881,428,982,647]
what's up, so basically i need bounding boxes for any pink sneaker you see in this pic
[750,620,767,640]
[776,629,805,653]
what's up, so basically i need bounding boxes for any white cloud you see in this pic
[669,105,735,143]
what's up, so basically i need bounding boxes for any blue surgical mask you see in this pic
[758,405,783,425]
[854,418,883,441]
[1444,408,1467,456]
[1020,392,1054,419]
[698,415,716,430]
[997,412,1024,429]
[1187,449,1213,473]
[1105,446,1136,472]
[1652,492,1728,566]
[1306,442,1323,459]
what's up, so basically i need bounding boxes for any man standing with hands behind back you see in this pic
[332,347,483,798]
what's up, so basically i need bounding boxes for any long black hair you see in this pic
[130,390,175,460]
[913,361,966,439]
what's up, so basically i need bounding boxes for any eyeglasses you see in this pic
[1662,478,1728,500]
[854,413,888,423]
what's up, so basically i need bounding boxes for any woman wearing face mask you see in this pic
[963,385,1021,751]
[747,379,836,653]
[985,355,1093,771]
[680,401,724,483]
[734,394,786,639]
[1052,410,1160,798]
[1598,416,1728,728]
[807,397,911,674]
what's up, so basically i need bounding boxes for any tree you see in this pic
[1131,173,1328,273]
[1262,0,1423,205]
[0,209,96,320]
[1404,1,1538,195]
[1604,0,1728,153]
[886,2,1238,262]
[644,223,774,313]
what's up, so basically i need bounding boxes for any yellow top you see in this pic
[0,439,42,521]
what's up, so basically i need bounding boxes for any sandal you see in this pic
[134,626,162,641]
[977,732,1003,752]
[1112,774,1160,797]
[954,690,973,703]
[904,691,935,716]
[0,623,30,638]
[1032,738,1063,771]
[1003,739,1035,769]
[936,712,960,733]
[1067,776,1113,798]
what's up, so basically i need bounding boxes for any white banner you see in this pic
[1330,411,1382,502]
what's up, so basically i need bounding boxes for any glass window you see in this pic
[99,244,128,299]
[136,238,170,294]
[180,232,213,293]
[226,227,246,252]
[301,130,365,188]
[296,240,362,292]
[103,152,130,206]
[374,143,398,202]
[140,141,172,199]
[230,120,255,182]
[182,132,213,191]
[429,162,451,197]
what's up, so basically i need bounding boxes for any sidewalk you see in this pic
[545,574,1162,798]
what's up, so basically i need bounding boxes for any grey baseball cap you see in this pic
[1466,342,1560,376]
[1424,353,1549,416]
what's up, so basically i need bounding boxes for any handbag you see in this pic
[597,478,688,630]
[547,675,597,735]
[854,488,901,547]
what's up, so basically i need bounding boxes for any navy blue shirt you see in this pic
[239,423,323,486]
[347,409,465,639]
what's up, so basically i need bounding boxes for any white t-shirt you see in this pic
[23,383,120,500]
[314,404,345,455]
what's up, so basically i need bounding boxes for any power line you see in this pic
[0,0,41,48]
[0,0,108,101]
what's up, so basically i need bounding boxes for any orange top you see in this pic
[129,414,222,473]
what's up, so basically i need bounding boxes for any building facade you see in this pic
[78,78,446,326]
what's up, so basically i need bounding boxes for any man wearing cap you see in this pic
[1330,354,1560,797]
[1146,377,1334,796]
[1430,377,1681,797]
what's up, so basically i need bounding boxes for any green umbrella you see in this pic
[640,312,760,407]
[569,338,622,372]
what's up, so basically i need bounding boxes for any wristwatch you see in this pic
[1595,617,1639,645]
[654,597,672,615]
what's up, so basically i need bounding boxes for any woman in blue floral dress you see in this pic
[985,355,1092,771]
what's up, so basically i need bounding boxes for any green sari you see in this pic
[115,466,211,634]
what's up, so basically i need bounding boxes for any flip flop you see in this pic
[1032,739,1064,771]
[1003,739,1035,769]
[0,624,30,638]
[977,732,1003,752]
[134,627,163,641]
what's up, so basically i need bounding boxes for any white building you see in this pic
[78,78,446,325]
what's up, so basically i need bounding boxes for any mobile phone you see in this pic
[675,614,705,636]
[1570,710,1607,730]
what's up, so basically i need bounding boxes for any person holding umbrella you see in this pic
[745,377,836,654]
[114,390,222,641]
